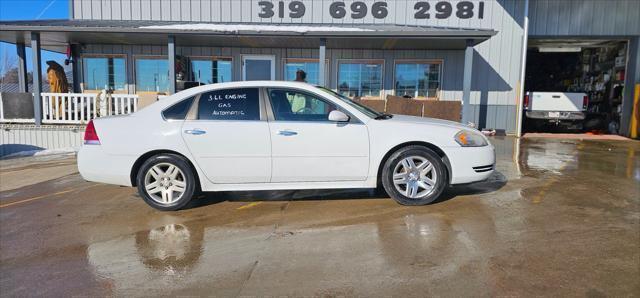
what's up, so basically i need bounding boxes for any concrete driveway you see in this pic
[1,137,638,296]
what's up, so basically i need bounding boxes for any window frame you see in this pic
[393,59,444,100]
[81,54,128,94]
[264,87,361,124]
[133,55,171,94]
[337,59,386,100]
[282,58,330,85]
[187,56,234,85]
[185,87,267,122]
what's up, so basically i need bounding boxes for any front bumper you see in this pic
[445,144,496,185]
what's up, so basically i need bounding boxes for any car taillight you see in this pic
[583,95,589,110]
[84,120,100,145]
[523,95,530,110]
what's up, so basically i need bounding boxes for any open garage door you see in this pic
[523,40,629,135]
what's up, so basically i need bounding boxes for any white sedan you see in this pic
[78,81,495,211]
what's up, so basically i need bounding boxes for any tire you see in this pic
[381,145,448,206]
[136,153,196,211]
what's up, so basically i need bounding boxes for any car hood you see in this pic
[384,115,472,131]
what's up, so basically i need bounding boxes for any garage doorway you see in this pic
[523,40,629,135]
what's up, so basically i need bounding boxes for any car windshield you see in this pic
[316,86,383,119]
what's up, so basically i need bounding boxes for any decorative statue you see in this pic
[46,61,69,119]
[46,60,69,93]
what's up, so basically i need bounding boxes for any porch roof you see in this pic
[0,19,497,53]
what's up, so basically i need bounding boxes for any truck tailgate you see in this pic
[530,92,584,112]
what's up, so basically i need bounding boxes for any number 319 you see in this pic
[259,1,306,18]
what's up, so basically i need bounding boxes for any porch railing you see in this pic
[41,93,139,124]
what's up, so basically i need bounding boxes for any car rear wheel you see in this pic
[381,146,447,206]
[136,154,196,211]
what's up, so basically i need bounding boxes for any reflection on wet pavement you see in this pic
[1,137,639,296]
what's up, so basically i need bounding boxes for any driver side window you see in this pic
[268,89,338,121]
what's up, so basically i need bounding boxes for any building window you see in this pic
[394,60,442,99]
[338,60,384,99]
[82,56,126,91]
[190,57,232,85]
[283,59,328,85]
[135,57,170,93]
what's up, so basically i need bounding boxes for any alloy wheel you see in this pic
[392,156,438,199]
[144,162,187,205]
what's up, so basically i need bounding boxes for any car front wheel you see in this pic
[381,146,447,206]
[136,154,196,211]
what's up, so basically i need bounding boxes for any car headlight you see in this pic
[454,130,488,147]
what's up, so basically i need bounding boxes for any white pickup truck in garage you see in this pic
[524,91,589,131]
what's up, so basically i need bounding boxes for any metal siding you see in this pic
[130,0,140,20]
[529,0,640,36]
[73,0,638,37]
[0,125,84,157]
[150,0,160,20]
[121,0,132,20]
[138,0,148,20]
[81,0,93,19]
[74,0,83,19]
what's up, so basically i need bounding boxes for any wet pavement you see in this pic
[1,137,639,297]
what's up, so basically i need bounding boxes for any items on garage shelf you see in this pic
[578,44,626,132]
[580,43,627,134]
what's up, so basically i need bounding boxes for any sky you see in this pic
[0,0,70,75]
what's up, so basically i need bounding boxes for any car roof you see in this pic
[143,80,371,123]
[165,81,317,102]
[205,80,314,89]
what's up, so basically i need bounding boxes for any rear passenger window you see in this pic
[197,88,260,121]
[162,96,194,120]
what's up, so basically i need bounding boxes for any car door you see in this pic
[181,87,271,184]
[266,88,370,183]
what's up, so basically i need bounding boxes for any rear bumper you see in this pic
[526,111,585,120]
[77,145,135,187]
[445,144,495,185]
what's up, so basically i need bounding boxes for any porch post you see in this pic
[31,32,43,126]
[168,35,176,94]
[16,43,28,93]
[71,44,82,93]
[461,39,474,125]
[319,38,327,87]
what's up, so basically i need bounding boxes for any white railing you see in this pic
[41,93,138,124]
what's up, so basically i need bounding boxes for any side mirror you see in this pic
[328,110,350,122]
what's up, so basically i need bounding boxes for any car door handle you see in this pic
[277,130,298,136]
[184,129,206,135]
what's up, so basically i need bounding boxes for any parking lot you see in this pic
[1,136,639,296]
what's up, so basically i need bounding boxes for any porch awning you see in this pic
[0,19,497,53]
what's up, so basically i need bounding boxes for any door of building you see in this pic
[242,55,275,81]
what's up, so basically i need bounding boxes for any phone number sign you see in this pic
[258,1,485,20]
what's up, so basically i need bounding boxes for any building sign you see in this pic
[258,1,485,20]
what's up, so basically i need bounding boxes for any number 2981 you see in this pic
[258,1,484,20]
